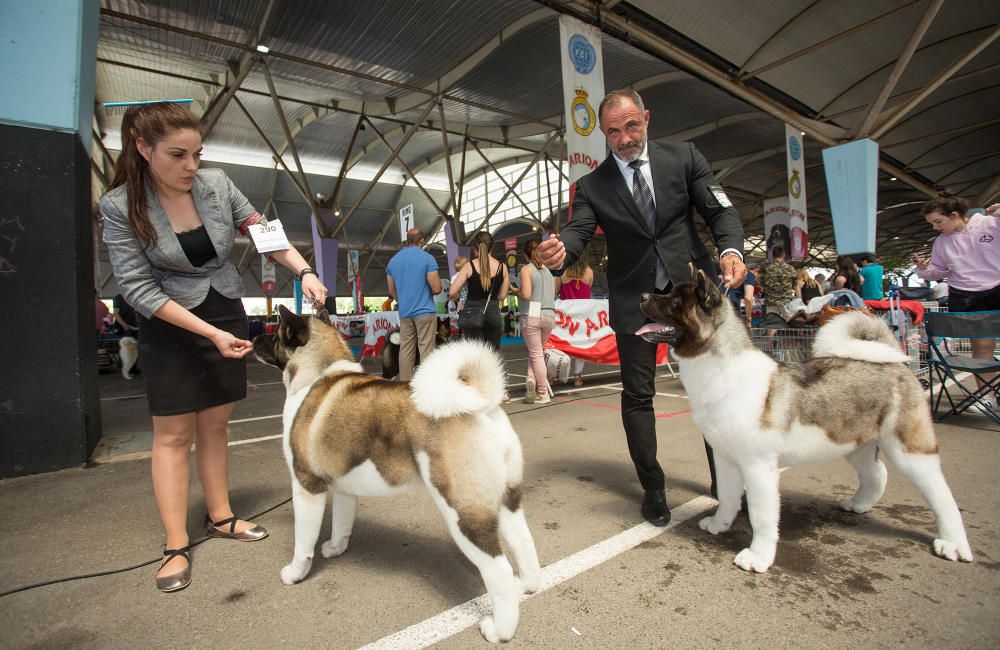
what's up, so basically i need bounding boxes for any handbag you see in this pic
[458,263,500,330]
[459,299,489,329]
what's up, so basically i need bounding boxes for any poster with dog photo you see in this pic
[763,197,790,262]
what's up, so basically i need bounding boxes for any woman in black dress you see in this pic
[100,102,327,592]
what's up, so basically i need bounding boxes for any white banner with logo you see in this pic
[560,15,605,187]
[785,125,808,260]
[261,255,276,296]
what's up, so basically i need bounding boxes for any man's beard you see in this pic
[614,134,646,163]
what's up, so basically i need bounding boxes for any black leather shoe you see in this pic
[641,489,671,527]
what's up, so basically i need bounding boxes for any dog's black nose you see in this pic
[640,293,651,302]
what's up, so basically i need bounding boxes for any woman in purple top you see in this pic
[914,194,1000,406]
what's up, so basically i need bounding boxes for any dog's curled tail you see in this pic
[411,339,507,418]
[812,311,910,363]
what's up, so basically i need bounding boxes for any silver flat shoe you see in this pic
[156,546,192,593]
[205,515,269,542]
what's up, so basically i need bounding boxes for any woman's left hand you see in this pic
[301,274,328,309]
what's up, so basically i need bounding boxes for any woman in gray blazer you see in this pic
[100,102,327,593]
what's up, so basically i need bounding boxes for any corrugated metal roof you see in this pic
[94,0,1000,276]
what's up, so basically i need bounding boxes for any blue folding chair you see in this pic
[924,310,1000,426]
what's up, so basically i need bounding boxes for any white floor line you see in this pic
[358,495,717,650]
[228,433,282,447]
[100,393,145,402]
[229,414,283,424]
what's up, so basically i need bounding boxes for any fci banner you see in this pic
[261,255,276,296]
[785,125,808,260]
[547,299,669,365]
[560,15,605,191]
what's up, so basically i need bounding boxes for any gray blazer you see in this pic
[100,168,260,318]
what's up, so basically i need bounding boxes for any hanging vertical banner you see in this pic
[822,138,879,256]
[785,125,808,260]
[763,197,790,262]
[261,255,277,296]
[560,15,606,209]
[346,249,362,312]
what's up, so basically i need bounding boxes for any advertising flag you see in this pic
[560,15,606,204]
[785,125,808,260]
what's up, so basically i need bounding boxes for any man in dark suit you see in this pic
[538,88,746,526]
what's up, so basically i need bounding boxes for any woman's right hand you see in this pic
[211,329,253,359]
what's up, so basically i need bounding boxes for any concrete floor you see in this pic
[1,342,999,648]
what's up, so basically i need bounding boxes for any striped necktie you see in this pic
[629,159,669,290]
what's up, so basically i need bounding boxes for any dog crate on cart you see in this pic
[748,327,818,363]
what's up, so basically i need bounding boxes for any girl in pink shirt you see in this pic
[914,194,1000,405]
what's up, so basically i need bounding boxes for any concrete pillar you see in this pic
[0,1,101,476]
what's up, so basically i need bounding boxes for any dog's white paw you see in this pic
[479,616,501,643]
[280,559,312,585]
[699,515,731,535]
[519,573,541,594]
[321,536,350,558]
[933,538,974,563]
[734,548,773,573]
[839,497,874,514]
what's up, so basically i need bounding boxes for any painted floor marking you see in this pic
[358,495,717,650]
[229,433,282,447]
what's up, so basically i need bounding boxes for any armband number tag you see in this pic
[708,185,733,208]
[249,219,290,253]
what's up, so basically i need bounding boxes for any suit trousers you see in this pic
[615,332,718,494]
[616,332,666,491]
[398,313,438,382]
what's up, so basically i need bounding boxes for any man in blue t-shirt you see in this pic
[859,254,884,300]
[386,228,443,381]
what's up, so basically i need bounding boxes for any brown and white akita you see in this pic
[637,270,973,573]
[253,306,540,642]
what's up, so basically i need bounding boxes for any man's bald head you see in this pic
[407,228,425,245]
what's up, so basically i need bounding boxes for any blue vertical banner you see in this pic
[822,139,879,256]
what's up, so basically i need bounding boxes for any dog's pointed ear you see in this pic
[694,269,722,310]
[277,305,310,347]
[314,309,332,325]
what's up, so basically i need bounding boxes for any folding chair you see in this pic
[924,310,1000,425]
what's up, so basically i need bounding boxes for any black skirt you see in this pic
[138,288,248,416]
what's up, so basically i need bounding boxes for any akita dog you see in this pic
[637,270,973,573]
[253,306,540,642]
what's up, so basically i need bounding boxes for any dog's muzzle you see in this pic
[635,322,682,344]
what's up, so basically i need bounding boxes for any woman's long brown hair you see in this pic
[522,239,542,269]
[109,102,202,247]
[473,232,495,291]
[564,245,591,280]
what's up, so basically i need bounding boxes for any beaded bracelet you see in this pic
[298,267,318,280]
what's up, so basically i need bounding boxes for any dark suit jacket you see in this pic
[560,142,744,334]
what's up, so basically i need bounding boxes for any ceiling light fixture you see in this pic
[890,177,897,181]
[256,44,270,54]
